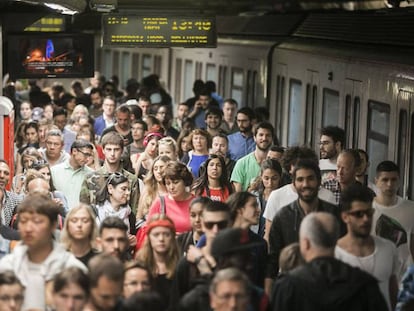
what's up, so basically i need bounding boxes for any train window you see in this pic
[95,49,102,73]
[121,52,131,88]
[218,66,227,97]
[113,51,120,78]
[184,60,194,101]
[174,58,182,104]
[276,75,285,142]
[103,49,112,79]
[353,97,360,148]
[398,110,408,197]
[288,79,303,146]
[196,62,202,80]
[206,64,216,81]
[132,54,139,80]
[409,113,414,199]
[142,54,152,78]
[305,84,317,146]
[322,88,339,126]
[366,101,390,180]
[154,55,162,77]
[246,70,258,108]
[231,68,244,106]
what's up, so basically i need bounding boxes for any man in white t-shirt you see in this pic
[371,160,414,280]
[263,146,336,242]
[335,183,398,311]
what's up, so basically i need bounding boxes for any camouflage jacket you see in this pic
[79,166,140,213]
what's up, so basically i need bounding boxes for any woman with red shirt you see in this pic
[146,161,194,234]
[192,154,233,202]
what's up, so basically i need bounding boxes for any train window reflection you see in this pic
[103,49,112,78]
[398,110,407,197]
[121,52,131,87]
[196,62,202,80]
[174,58,182,104]
[322,88,339,127]
[154,55,162,77]
[206,64,216,81]
[288,79,303,146]
[132,54,139,80]
[367,101,390,180]
[353,97,360,148]
[231,68,244,106]
[218,65,227,97]
[113,51,119,77]
[184,60,194,101]
[409,113,414,200]
[142,54,151,78]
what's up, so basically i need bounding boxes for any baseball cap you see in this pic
[211,228,263,259]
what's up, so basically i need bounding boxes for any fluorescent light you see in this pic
[44,3,78,15]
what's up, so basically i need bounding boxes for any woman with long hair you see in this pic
[60,204,99,266]
[135,214,179,309]
[13,147,43,193]
[136,155,171,225]
[248,159,282,237]
[176,129,192,161]
[132,131,163,179]
[95,172,135,236]
[192,154,233,202]
[146,161,194,234]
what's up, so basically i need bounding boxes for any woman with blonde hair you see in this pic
[136,155,171,226]
[135,214,179,309]
[158,137,178,161]
[60,204,99,266]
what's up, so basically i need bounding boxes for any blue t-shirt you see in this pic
[188,154,208,177]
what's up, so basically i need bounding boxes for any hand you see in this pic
[186,245,203,263]
[128,234,137,247]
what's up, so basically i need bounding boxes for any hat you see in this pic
[211,228,263,259]
[31,107,44,121]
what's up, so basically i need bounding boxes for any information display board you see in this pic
[102,15,217,47]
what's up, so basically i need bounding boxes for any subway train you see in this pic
[94,9,414,199]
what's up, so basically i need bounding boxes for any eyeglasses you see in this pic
[203,220,228,230]
[347,208,375,218]
[76,149,93,158]
[31,159,48,169]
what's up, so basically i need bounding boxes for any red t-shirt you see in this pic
[147,194,194,234]
[201,187,230,202]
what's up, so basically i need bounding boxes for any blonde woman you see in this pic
[158,137,178,161]
[60,204,99,266]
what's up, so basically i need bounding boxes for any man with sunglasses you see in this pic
[169,201,230,309]
[336,183,398,311]
[51,139,94,209]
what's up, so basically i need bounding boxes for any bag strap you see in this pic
[159,195,166,215]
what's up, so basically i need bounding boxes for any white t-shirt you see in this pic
[23,261,45,310]
[319,158,337,183]
[372,197,414,280]
[263,183,337,222]
[335,236,398,311]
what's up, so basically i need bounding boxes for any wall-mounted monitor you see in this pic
[7,33,94,79]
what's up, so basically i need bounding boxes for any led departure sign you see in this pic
[102,15,216,47]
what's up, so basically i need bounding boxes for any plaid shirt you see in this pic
[322,179,341,205]
[1,190,24,227]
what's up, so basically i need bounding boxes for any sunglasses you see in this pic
[203,220,228,230]
[347,208,375,218]
[30,159,48,169]
[107,172,126,184]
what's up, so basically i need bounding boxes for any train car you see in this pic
[269,10,414,199]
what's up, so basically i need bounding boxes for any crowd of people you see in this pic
[0,74,413,311]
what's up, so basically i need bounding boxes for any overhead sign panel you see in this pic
[102,15,217,47]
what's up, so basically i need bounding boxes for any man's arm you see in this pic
[389,274,398,310]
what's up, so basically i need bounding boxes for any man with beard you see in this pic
[211,134,236,179]
[335,183,398,311]
[231,122,274,192]
[319,126,345,183]
[101,104,133,146]
[204,107,225,137]
[228,107,256,161]
[266,159,341,294]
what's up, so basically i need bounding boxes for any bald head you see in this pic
[299,212,339,261]
[26,177,50,195]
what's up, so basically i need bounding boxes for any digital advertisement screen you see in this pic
[7,33,94,79]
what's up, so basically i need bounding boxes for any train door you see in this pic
[271,63,287,145]
[396,90,414,199]
[305,70,319,149]
[344,79,362,149]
